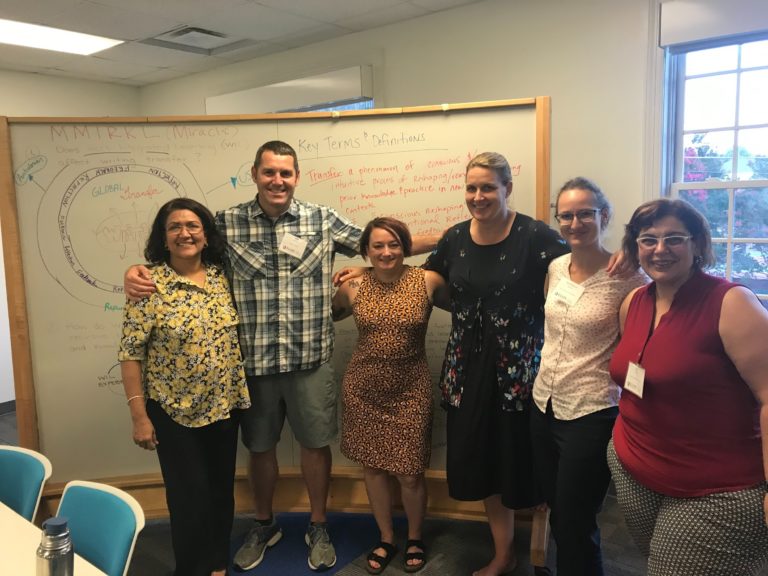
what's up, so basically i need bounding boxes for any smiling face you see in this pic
[465,166,512,223]
[556,188,606,250]
[164,209,206,265]
[251,150,299,217]
[367,227,405,274]
[637,215,696,289]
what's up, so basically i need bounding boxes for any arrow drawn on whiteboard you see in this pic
[29,178,47,194]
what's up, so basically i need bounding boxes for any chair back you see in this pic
[57,480,145,576]
[0,445,52,521]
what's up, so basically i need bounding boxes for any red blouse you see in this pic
[610,271,763,497]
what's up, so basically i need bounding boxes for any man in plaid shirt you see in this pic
[219,140,361,571]
[126,140,437,572]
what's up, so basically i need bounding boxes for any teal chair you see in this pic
[57,480,145,576]
[0,445,52,521]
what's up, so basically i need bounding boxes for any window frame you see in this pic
[664,32,768,304]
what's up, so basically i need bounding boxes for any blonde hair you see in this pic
[466,152,512,185]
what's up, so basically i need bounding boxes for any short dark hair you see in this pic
[359,216,413,259]
[622,198,715,269]
[556,177,613,225]
[144,198,226,266]
[254,140,299,172]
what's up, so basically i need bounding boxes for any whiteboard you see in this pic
[0,98,550,481]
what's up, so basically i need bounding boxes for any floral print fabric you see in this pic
[118,263,250,427]
[424,214,568,412]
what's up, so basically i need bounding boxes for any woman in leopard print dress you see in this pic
[333,217,446,574]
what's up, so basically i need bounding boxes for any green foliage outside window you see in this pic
[680,136,768,293]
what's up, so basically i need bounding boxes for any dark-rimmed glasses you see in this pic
[554,209,599,224]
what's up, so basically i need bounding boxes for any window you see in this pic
[665,35,768,306]
[279,97,374,113]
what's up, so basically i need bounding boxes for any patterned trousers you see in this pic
[607,439,768,576]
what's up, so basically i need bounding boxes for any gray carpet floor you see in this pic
[125,493,646,575]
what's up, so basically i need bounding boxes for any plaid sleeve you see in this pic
[327,207,363,257]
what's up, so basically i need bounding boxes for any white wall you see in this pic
[140,0,655,245]
[0,71,139,117]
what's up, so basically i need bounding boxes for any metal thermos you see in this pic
[36,516,74,576]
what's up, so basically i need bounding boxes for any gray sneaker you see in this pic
[233,520,283,570]
[305,522,337,571]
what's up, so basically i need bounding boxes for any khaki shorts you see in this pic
[240,362,338,452]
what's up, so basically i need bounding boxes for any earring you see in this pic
[694,255,702,266]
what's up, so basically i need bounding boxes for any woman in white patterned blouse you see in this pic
[530,178,646,576]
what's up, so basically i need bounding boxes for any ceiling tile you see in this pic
[212,41,290,63]
[0,44,78,68]
[254,0,405,25]
[408,0,481,11]
[0,0,81,26]
[263,24,351,51]
[87,0,244,22]
[336,2,430,32]
[98,42,210,68]
[38,0,184,41]
[192,2,326,41]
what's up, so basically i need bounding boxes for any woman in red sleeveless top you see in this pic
[608,198,768,575]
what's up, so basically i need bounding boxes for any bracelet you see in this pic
[126,395,144,405]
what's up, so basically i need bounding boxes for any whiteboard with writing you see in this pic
[3,100,548,481]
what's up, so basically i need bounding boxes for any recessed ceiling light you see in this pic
[0,18,123,55]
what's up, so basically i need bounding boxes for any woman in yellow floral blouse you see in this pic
[119,198,250,576]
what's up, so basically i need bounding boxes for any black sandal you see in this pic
[366,541,397,575]
[403,539,427,573]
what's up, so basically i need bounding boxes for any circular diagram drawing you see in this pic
[37,162,206,305]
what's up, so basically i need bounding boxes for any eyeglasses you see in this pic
[166,222,203,234]
[636,234,692,249]
[554,209,600,224]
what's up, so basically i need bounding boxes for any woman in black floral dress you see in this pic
[424,152,568,576]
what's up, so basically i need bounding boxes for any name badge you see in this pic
[550,278,585,306]
[624,362,645,398]
[278,232,307,259]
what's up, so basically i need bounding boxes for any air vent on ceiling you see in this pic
[141,26,255,55]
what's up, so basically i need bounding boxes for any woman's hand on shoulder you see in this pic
[606,249,638,278]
